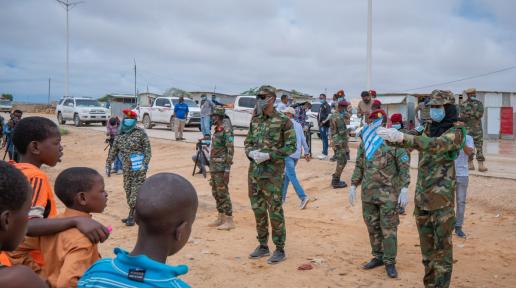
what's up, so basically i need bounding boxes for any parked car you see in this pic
[0,99,12,113]
[225,95,256,129]
[56,97,110,127]
[136,97,201,131]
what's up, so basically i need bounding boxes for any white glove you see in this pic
[348,185,356,207]
[398,187,409,208]
[254,151,271,164]
[248,150,259,160]
[376,127,404,143]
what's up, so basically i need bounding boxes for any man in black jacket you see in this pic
[317,93,332,160]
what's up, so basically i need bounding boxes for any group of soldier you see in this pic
[104,84,487,287]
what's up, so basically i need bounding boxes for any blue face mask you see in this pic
[319,99,326,104]
[121,118,137,133]
[340,110,347,116]
[392,124,402,130]
[430,107,445,122]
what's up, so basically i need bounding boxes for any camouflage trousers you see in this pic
[362,201,399,264]
[467,126,485,162]
[415,206,455,288]
[210,172,233,216]
[123,170,147,209]
[249,173,286,249]
[332,145,347,178]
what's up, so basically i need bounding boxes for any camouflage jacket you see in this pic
[459,98,484,127]
[351,143,410,204]
[209,123,234,172]
[330,113,348,147]
[396,124,465,211]
[244,110,296,179]
[107,127,152,171]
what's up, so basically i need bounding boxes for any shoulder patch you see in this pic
[401,154,409,162]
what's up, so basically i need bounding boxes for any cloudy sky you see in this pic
[1,0,515,103]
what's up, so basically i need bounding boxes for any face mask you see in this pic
[319,99,326,104]
[201,96,207,100]
[255,98,270,116]
[121,118,137,133]
[430,107,445,122]
[392,124,402,130]
[339,110,347,116]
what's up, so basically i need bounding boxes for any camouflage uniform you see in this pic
[209,113,235,217]
[245,107,296,249]
[107,127,151,209]
[351,143,410,264]
[459,94,485,162]
[394,119,464,288]
[330,112,348,178]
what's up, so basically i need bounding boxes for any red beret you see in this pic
[336,90,345,97]
[368,109,387,120]
[122,109,138,119]
[390,113,402,123]
[369,90,377,97]
[373,99,382,106]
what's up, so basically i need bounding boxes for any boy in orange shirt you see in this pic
[9,117,109,268]
[0,161,46,287]
[10,167,108,287]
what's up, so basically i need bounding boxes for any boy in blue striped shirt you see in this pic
[79,173,198,287]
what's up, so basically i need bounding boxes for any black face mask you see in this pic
[428,104,458,137]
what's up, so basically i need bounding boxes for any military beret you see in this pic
[122,109,138,119]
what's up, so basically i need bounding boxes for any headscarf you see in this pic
[428,104,457,137]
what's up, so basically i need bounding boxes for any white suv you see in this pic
[56,97,111,127]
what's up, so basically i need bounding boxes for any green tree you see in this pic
[1,93,13,101]
[241,87,258,95]
[163,87,191,98]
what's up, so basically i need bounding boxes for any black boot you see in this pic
[455,226,466,238]
[385,263,398,278]
[331,176,347,189]
[362,258,383,269]
[249,245,270,259]
[329,155,337,162]
[267,248,286,264]
[125,208,135,226]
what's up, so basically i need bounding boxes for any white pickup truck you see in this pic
[224,95,256,129]
[135,97,201,131]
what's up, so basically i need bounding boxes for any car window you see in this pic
[64,99,73,106]
[155,98,169,107]
[76,99,102,107]
[171,98,197,107]
[238,97,256,108]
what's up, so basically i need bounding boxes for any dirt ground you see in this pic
[43,125,516,288]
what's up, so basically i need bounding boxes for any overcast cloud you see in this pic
[1,0,515,103]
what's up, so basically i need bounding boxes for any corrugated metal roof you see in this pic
[377,95,406,104]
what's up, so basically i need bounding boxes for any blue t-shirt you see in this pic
[174,103,189,120]
[78,248,191,288]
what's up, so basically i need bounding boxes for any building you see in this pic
[189,92,236,105]
[99,94,137,117]
[376,93,419,126]
[138,92,161,107]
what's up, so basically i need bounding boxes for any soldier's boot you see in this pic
[362,258,383,270]
[329,155,337,162]
[208,213,224,227]
[331,176,347,189]
[121,208,134,224]
[249,245,270,259]
[455,226,466,238]
[267,248,286,264]
[125,208,135,226]
[468,160,475,171]
[217,215,235,230]
[478,161,488,172]
[385,264,398,278]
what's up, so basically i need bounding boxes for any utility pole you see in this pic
[48,77,51,105]
[134,58,137,106]
[56,0,83,98]
[366,0,373,90]
[213,85,217,93]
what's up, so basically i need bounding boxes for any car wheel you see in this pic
[101,121,107,126]
[170,116,176,131]
[317,133,321,139]
[198,125,202,131]
[143,115,152,129]
[73,114,82,127]
[57,112,65,125]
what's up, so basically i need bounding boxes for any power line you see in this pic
[401,66,516,92]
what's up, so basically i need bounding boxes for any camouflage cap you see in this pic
[428,89,454,106]
[464,88,476,95]
[257,85,277,97]
[212,106,226,117]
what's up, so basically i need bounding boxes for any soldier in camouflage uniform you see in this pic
[459,88,487,172]
[377,90,465,288]
[330,100,350,188]
[244,85,296,264]
[349,111,410,278]
[208,106,235,230]
[106,109,152,226]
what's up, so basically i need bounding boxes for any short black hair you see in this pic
[281,94,288,100]
[0,161,30,213]
[12,117,59,154]
[54,167,101,207]
[13,110,22,114]
[361,91,370,97]
[320,93,326,97]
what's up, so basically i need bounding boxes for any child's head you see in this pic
[135,173,198,256]
[0,161,32,251]
[54,167,107,213]
[12,116,63,167]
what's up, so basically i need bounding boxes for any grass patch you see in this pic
[60,127,70,136]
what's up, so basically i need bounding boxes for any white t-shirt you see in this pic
[454,135,474,177]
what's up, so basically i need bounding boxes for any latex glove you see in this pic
[254,152,271,164]
[248,150,259,160]
[398,187,409,208]
[376,127,404,143]
[348,185,356,207]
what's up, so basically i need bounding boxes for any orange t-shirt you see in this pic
[12,162,58,267]
[0,252,12,266]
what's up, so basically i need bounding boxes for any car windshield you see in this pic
[76,99,102,107]
[0,100,11,105]
[172,98,198,107]
[311,103,321,113]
